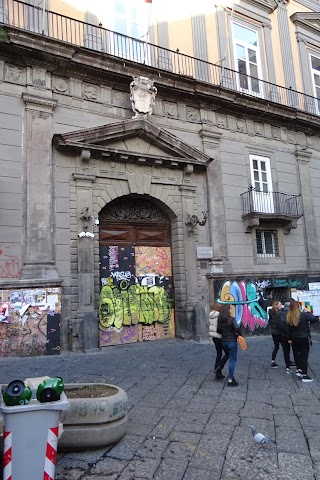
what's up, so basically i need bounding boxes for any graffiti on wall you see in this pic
[0,244,20,278]
[0,287,61,357]
[99,245,174,346]
[217,280,268,331]
[100,282,172,329]
[215,276,318,332]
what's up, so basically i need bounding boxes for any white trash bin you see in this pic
[1,392,68,480]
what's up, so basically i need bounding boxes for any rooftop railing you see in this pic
[1,0,319,116]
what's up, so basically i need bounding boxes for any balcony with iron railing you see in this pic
[240,187,303,234]
[1,0,320,117]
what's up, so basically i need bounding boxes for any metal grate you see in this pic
[265,287,290,307]
[256,230,279,257]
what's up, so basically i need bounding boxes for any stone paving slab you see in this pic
[117,458,161,479]
[275,426,309,455]
[153,458,188,480]
[1,335,320,479]
[278,452,315,479]
[88,458,128,476]
[135,437,170,459]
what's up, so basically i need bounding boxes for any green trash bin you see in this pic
[0,381,68,480]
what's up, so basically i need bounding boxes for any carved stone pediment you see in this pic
[53,118,212,171]
[291,12,320,34]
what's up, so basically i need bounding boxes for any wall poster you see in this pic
[293,290,320,316]
[0,287,61,357]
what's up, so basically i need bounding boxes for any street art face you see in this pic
[217,280,268,330]
[99,246,174,346]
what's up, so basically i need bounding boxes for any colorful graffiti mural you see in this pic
[0,287,61,357]
[215,276,320,333]
[99,245,174,346]
[217,280,268,331]
[100,283,172,328]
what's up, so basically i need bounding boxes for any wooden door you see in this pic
[98,199,175,346]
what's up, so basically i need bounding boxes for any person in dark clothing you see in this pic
[286,299,319,382]
[217,304,242,387]
[269,299,294,372]
[208,305,229,380]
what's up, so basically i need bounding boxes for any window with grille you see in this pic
[256,230,279,257]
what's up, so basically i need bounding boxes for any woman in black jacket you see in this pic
[269,299,294,372]
[286,299,319,382]
[217,304,242,387]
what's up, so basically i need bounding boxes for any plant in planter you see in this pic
[58,383,128,452]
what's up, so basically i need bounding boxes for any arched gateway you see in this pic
[99,195,174,345]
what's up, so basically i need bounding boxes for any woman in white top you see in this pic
[209,304,230,380]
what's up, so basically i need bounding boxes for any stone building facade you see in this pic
[1,1,320,355]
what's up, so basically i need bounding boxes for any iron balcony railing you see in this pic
[241,188,303,217]
[1,0,320,116]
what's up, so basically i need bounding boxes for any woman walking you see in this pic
[286,299,319,382]
[217,304,242,387]
[209,304,229,380]
[269,299,294,372]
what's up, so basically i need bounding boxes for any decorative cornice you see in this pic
[291,12,320,37]
[276,0,289,6]
[22,93,57,111]
[73,173,96,182]
[179,184,196,192]
[295,148,312,163]
[231,0,277,18]
[199,127,222,146]
[0,278,63,289]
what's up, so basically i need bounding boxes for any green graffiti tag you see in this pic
[99,282,172,329]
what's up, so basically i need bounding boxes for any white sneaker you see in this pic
[296,370,303,377]
[302,375,313,383]
[286,368,291,374]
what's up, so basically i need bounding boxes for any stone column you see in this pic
[276,0,297,92]
[21,94,59,279]
[179,184,206,341]
[72,173,98,352]
[263,23,277,86]
[296,34,316,113]
[199,126,232,274]
[296,149,320,271]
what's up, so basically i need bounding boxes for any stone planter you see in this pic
[58,383,128,452]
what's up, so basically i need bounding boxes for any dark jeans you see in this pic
[272,334,291,368]
[212,337,229,371]
[291,338,310,375]
[222,340,238,380]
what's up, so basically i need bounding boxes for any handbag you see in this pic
[237,335,248,350]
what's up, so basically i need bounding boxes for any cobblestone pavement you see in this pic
[1,335,320,479]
